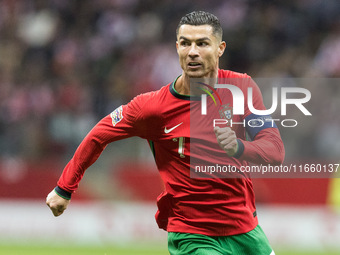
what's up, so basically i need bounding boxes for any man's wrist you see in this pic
[232,139,245,158]
[54,186,72,200]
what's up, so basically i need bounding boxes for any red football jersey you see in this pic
[57,69,284,236]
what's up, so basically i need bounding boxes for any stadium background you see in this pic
[0,0,339,254]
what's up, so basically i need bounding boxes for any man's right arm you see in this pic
[46,114,122,216]
[46,99,146,216]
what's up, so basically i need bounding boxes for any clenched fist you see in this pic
[46,189,70,217]
[214,126,239,157]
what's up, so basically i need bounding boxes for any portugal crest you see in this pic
[219,104,233,120]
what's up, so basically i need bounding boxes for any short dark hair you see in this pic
[176,11,223,41]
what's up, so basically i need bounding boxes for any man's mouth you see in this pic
[188,62,202,68]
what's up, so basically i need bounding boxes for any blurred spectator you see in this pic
[311,22,340,77]
[0,0,339,164]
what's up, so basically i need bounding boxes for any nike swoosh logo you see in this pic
[164,122,183,134]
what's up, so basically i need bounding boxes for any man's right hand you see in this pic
[46,189,70,217]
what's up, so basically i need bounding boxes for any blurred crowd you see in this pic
[0,0,339,162]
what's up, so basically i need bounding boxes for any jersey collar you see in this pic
[169,75,201,101]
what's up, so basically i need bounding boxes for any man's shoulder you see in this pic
[122,84,171,123]
[132,83,170,102]
[218,69,251,79]
[126,83,172,113]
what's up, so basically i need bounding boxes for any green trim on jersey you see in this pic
[148,140,156,158]
[171,75,191,98]
[170,75,201,101]
[54,188,71,200]
[168,225,274,255]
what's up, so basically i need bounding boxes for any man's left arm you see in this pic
[214,126,284,165]
[215,76,285,165]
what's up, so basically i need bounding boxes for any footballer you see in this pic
[47,11,284,255]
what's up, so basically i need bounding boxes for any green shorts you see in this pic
[168,225,274,255]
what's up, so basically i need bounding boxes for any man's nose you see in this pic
[188,44,199,58]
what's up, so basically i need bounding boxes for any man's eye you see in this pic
[181,41,190,46]
[198,42,208,46]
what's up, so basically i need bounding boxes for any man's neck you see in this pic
[174,75,190,95]
[174,70,219,96]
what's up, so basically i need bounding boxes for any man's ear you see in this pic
[176,41,179,53]
[218,41,226,57]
